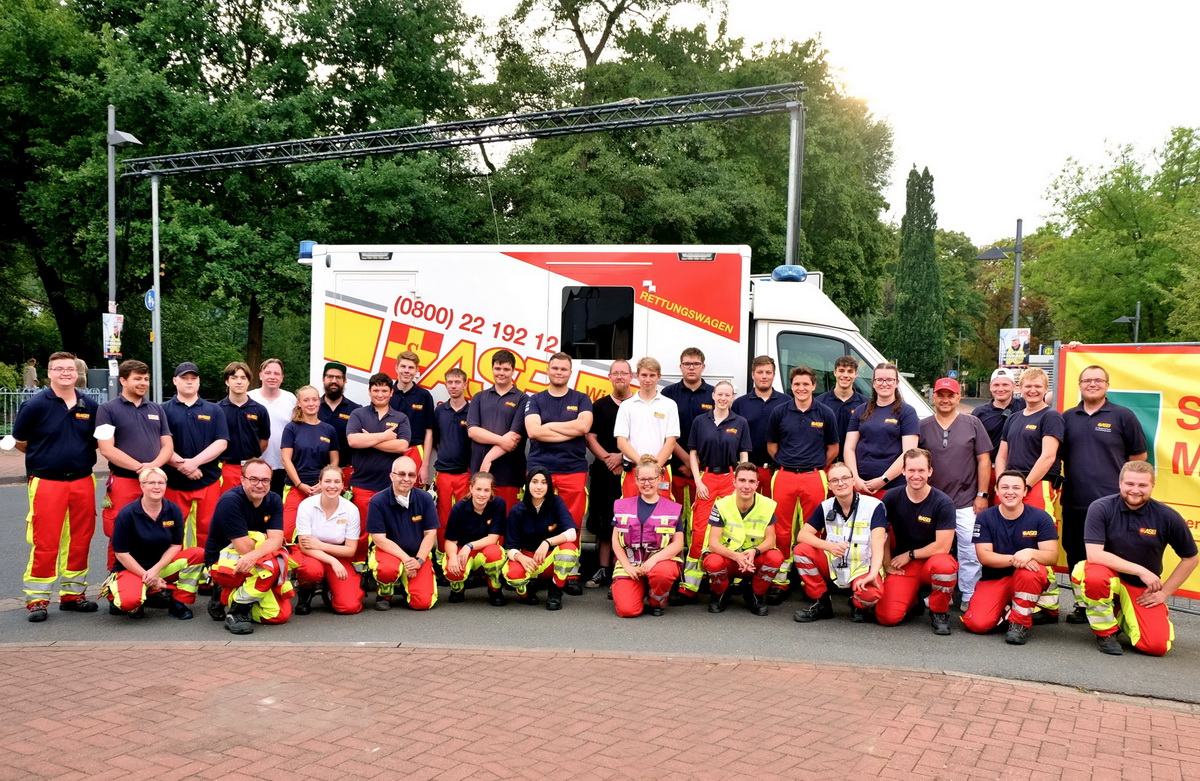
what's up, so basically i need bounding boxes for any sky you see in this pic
[458,0,1200,245]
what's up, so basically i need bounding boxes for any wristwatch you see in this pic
[977,492,989,499]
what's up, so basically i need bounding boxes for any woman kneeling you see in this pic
[291,465,364,615]
[611,456,685,617]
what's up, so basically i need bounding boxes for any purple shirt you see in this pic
[96,395,172,479]
[918,414,991,508]
[347,406,412,492]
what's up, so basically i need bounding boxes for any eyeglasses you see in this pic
[635,476,659,483]
[1080,379,1108,386]
[243,477,270,486]
[681,362,703,368]
[873,378,897,385]
[323,373,345,380]
[142,480,167,487]
[48,367,77,374]
[391,471,417,478]
[610,371,631,377]
[828,476,854,485]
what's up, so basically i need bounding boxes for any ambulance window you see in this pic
[776,332,872,396]
[561,287,634,360]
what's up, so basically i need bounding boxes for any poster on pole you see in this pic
[102,313,124,358]
[1058,343,1200,599]
[999,327,1030,367]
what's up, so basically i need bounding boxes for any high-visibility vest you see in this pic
[713,493,778,552]
[612,496,683,566]
[818,494,883,587]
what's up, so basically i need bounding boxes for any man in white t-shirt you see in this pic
[614,357,680,498]
[247,358,297,495]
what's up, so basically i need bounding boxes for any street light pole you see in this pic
[1113,300,1142,343]
[976,218,1025,330]
[106,106,141,399]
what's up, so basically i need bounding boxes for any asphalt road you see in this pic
[3,484,1196,703]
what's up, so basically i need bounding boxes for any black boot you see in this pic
[708,589,730,614]
[930,611,951,636]
[744,585,768,617]
[545,585,564,611]
[849,600,868,623]
[295,587,316,616]
[792,594,834,623]
[224,601,254,635]
[487,587,507,607]
[207,585,225,621]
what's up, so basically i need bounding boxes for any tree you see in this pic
[875,166,945,384]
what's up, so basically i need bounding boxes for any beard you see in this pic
[324,384,344,401]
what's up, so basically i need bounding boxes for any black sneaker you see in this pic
[207,586,226,621]
[109,601,124,616]
[1031,610,1059,625]
[584,567,609,589]
[144,590,173,610]
[374,595,392,611]
[360,570,377,592]
[564,578,583,597]
[519,591,540,606]
[58,596,98,613]
[26,601,49,623]
[545,586,563,611]
[295,587,316,616]
[708,590,730,614]
[1096,634,1123,656]
[765,589,787,607]
[449,589,466,604]
[224,603,254,634]
[1065,605,1089,624]
[930,611,951,636]
[487,589,508,607]
[127,605,145,619]
[849,603,869,624]
[649,606,665,617]
[744,588,768,617]
[1005,621,1028,645]
[792,595,834,623]
[168,600,194,620]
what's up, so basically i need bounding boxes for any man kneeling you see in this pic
[792,462,886,624]
[963,470,1060,645]
[702,463,785,616]
[205,458,293,634]
[367,456,439,611]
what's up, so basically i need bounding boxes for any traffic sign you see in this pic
[144,289,156,311]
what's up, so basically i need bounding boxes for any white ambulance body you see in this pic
[301,243,930,414]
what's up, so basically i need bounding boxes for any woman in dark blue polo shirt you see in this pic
[281,385,339,542]
[503,469,579,611]
[844,363,919,497]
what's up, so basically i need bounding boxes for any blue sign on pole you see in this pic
[144,289,156,311]
[947,369,958,379]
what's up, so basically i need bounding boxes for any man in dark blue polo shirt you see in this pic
[972,367,1025,463]
[318,361,360,485]
[217,361,269,494]
[347,373,411,573]
[524,352,593,538]
[13,350,100,621]
[367,455,439,611]
[731,355,790,498]
[663,347,714,524]
[815,355,868,463]
[163,362,229,551]
[1060,364,1148,623]
[1074,461,1198,656]
[432,368,472,549]
[205,458,291,634]
[390,350,436,485]
[876,449,959,634]
[97,359,173,570]
[765,365,838,603]
[467,349,526,510]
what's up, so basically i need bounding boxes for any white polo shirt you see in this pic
[295,493,361,545]
[613,392,681,462]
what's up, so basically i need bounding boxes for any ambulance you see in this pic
[301,242,930,414]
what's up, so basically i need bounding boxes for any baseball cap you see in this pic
[990,367,1015,383]
[324,361,348,376]
[174,361,200,377]
[933,378,960,394]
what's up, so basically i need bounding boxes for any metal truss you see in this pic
[121,82,806,177]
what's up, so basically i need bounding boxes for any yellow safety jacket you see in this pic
[818,494,883,587]
[712,493,778,552]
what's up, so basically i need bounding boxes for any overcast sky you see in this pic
[459,0,1200,245]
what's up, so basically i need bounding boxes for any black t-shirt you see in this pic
[1001,406,1064,481]
[112,498,185,572]
[504,495,577,552]
[972,397,1026,460]
[588,395,623,465]
[204,487,284,565]
[972,505,1058,580]
[1060,401,1147,509]
[1084,495,1198,588]
[882,486,956,555]
[445,496,507,544]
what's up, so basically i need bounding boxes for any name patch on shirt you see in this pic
[459,420,468,427]
[411,404,425,411]
[1021,530,1038,538]
[386,422,398,428]
[74,412,91,420]
[885,418,898,425]
[263,515,271,523]
[917,515,932,524]
[700,404,714,411]
[724,427,739,435]
[148,414,160,421]
[547,523,559,532]
[654,412,665,419]
[198,414,212,421]
[810,421,824,428]
[1139,527,1158,536]
[246,414,259,421]
[336,518,347,524]
[339,413,350,420]
[504,401,517,408]
[412,514,424,523]
[319,437,331,444]
[1025,424,1039,431]
[566,405,579,412]
[162,520,175,528]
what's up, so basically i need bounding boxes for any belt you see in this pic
[779,466,821,474]
[705,466,734,475]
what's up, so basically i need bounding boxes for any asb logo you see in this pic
[1138,528,1158,536]
[1021,530,1039,538]
[380,322,444,378]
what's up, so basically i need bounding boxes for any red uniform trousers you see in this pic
[756,466,775,499]
[492,485,520,512]
[612,560,681,617]
[434,472,470,550]
[702,549,785,596]
[291,549,364,614]
[621,468,675,499]
[792,541,883,609]
[769,469,826,589]
[219,462,243,494]
[210,555,294,625]
[405,445,425,476]
[371,550,436,610]
[282,485,316,543]
[671,473,695,525]
[505,543,580,589]
[680,470,733,595]
[165,481,222,550]
[876,554,959,625]
[105,547,206,610]
[103,475,144,571]
[1072,562,1175,656]
[23,476,97,604]
[963,566,1057,632]
[341,465,354,486]
[350,487,379,566]
[551,471,587,529]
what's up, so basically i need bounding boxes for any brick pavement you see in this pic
[2,644,1198,781]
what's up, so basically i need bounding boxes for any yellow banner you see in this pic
[1058,344,1200,598]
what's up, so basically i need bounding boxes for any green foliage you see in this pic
[875,166,945,384]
